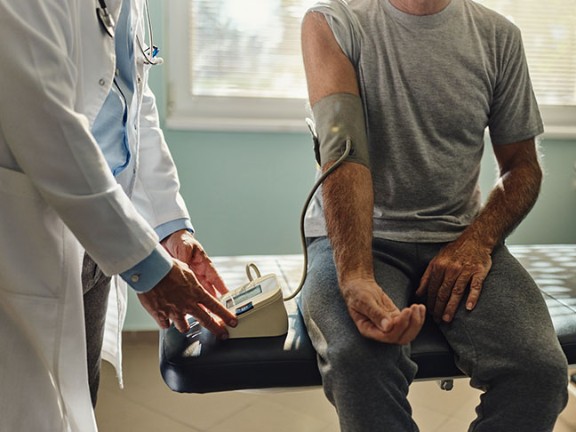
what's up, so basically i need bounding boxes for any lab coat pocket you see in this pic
[0,166,70,298]
[0,293,69,432]
[1,291,61,372]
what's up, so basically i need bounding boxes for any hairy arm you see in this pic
[302,12,425,343]
[302,12,372,282]
[417,138,542,322]
[465,139,542,248]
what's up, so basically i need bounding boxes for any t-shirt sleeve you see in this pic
[307,0,363,65]
[488,25,544,145]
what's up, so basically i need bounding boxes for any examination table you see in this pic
[160,244,576,393]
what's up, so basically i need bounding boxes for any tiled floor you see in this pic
[95,332,576,432]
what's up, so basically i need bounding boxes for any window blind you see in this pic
[189,0,315,99]
[188,0,576,106]
[167,0,574,132]
[475,0,576,106]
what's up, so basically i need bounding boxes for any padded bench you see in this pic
[160,245,576,394]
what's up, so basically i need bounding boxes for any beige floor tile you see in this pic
[264,387,338,424]
[412,405,451,432]
[555,419,576,432]
[557,376,576,431]
[95,388,201,432]
[554,417,576,432]
[445,389,481,424]
[408,379,481,420]
[318,419,340,432]
[433,417,473,432]
[206,398,329,432]
[95,334,576,432]
[554,419,576,432]
[99,340,259,430]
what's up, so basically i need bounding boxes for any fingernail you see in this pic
[442,314,451,322]
[230,319,238,327]
[381,319,389,331]
[466,302,474,310]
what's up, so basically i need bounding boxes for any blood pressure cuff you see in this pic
[311,93,370,169]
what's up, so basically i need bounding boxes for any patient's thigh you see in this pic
[300,237,416,339]
[438,244,560,376]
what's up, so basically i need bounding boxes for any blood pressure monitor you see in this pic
[220,272,288,339]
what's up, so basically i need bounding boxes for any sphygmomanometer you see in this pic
[310,92,370,169]
[219,92,370,339]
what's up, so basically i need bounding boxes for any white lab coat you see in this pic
[0,0,189,430]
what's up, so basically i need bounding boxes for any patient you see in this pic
[299,0,568,430]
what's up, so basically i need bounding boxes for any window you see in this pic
[166,0,315,131]
[475,0,576,138]
[165,0,576,136]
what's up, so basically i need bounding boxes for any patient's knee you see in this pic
[529,349,569,403]
[323,337,416,385]
[496,345,569,411]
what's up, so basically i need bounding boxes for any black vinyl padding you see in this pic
[160,245,576,393]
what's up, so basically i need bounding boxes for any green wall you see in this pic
[158,131,576,255]
[124,1,576,331]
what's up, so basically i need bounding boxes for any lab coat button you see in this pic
[130,274,140,283]
[98,78,106,86]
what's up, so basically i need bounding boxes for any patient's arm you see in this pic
[417,138,542,323]
[302,12,425,344]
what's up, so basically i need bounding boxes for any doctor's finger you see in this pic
[199,266,229,296]
[191,291,237,327]
[209,272,229,296]
[190,255,229,296]
[187,305,229,339]
[148,310,172,330]
[171,314,191,333]
[159,317,171,329]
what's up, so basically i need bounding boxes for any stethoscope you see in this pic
[96,0,161,65]
[96,0,116,38]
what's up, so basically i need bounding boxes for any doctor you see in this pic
[0,0,237,431]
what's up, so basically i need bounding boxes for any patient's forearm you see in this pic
[322,162,374,283]
[459,145,542,252]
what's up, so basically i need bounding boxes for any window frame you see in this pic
[165,1,310,133]
[164,1,576,138]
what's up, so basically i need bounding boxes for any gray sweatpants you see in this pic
[300,237,568,432]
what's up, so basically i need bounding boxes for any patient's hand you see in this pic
[416,237,491,323]
[340,278,426,345]
[161,229,228,297]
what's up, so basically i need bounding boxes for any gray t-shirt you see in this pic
[304,0,544,242]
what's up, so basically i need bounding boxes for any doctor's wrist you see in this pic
[120,245,173,292]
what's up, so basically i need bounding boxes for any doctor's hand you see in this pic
[137,258,238,338]
[161,229,229,297]
[340,278,426,345]
[416,238,492,324]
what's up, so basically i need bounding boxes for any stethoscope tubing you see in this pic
[96,0,159,64]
